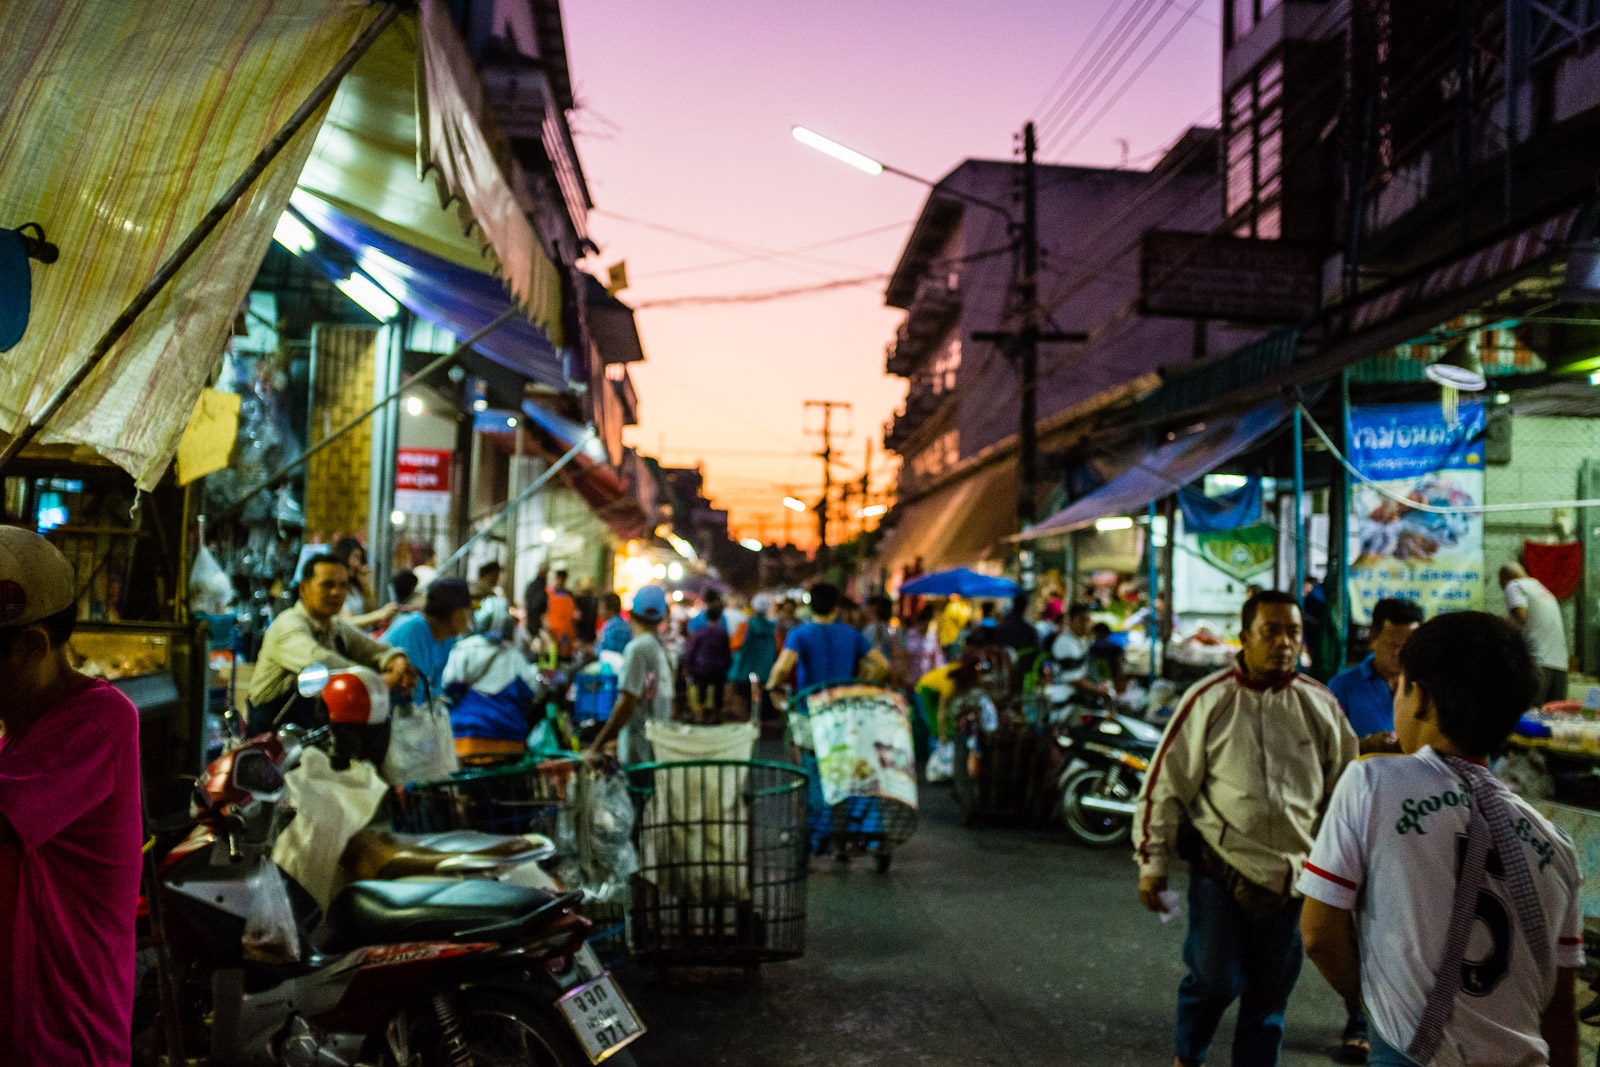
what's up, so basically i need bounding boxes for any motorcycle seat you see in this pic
[325,879,564,951]
[340,828,555,881]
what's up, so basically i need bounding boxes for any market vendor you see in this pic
[246,554,415,732]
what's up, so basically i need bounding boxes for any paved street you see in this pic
[621,782,1351,1066]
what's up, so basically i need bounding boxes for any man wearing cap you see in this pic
[586,585,674,766]
[381,577,476,699]
[248,554,414,732]
[0,528,142,1063]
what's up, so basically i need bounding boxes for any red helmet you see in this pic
[323,666,390,726]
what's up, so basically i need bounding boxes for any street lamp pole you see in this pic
[794,124,1085,588]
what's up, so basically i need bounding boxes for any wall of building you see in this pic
[1483,414,1600,668]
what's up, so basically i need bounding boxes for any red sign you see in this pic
[395,449,453,516]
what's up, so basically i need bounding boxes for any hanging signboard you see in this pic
[1138,230,1321,322]
[395,448,453,516]
[1347,402,1486,624]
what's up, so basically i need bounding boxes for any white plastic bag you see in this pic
[925,741,954,783]
[241,862,301,964]
[188,544,235,615]
[640,722,757,901]
[574,769,639,903]
[272,747,388,908]
[383,699,459,786]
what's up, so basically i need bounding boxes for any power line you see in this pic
[1039,0,1179,157]
[593,208,872,277]
[1046,0,1210,160]
[633,219,915,279]
[1030,0,1130,122]
[629,273,888,309]
[1037,0,1170,145]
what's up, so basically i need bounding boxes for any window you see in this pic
[1227,0,1281,47]
[1223,57,1286,238]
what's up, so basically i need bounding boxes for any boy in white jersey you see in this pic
[1299,611,1581,1067]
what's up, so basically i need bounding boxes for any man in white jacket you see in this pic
[1136,590,1358,1067]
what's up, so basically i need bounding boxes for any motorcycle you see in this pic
[139,665,644,1066]
[1054,707,1163,848]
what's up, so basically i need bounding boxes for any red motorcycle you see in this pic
[140,665,643,1066]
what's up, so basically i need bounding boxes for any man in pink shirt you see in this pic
[0,527,142,1064]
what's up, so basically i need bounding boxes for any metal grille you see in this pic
[626,760,809,966]
[389,756,578,839]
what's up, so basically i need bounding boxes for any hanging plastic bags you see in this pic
[925,740,955,784]
[241,861,301,964]
[383,698,459,786]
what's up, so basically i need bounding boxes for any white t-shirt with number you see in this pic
[1297,747,1583,1067]
[1504,578,1567,670]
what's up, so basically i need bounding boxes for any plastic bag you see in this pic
[383,699,460,785]
[188,544,235,615]
[241,862,301,964]
[575,770,639,903]
[925,740,954,783]
[272,747,388,908]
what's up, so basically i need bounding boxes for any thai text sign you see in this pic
[1348,403,1485,624]
[395,448,453,516]
[1138,230,1320,322]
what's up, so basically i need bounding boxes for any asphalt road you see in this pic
[619,781,1356,1067]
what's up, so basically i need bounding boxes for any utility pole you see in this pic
[972,121,1085,591]
[859,438,872,540]
[804,399,850,554]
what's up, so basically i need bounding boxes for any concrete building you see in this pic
[874,130,1259,581]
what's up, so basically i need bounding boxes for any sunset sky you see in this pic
[560,0,1221,545]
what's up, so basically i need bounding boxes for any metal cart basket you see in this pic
[625,759,809,966]
[389,755,579,838]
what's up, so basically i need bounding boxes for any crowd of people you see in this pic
[0,519,1587,1064]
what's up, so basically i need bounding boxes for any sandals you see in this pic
[1335,1014,1369,1064]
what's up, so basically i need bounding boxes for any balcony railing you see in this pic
[881,374,953,451]
[883,271,961,376]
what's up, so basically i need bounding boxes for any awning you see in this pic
[520,401,648,540]
[296,3,565,344]
[293,193,564,388]
[0,0,376,487]
[875,460,1018,578]
[583,273,645,365]
[1015,399,1290,541]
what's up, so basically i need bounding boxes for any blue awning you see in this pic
[1016,400,1290,540]
[292,192,566,389]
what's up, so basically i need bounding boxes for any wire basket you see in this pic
[819,797,918,859]
[625,760,809,966]
[389,756,579,838]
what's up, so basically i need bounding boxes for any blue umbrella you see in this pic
[900,568,1018,598]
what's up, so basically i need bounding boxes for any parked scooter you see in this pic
[140,665,643,1066]
[1054,708,1163,848]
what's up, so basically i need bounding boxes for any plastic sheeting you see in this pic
[1016,400,1290,540]
[520,400,649,539]
[0,0,374,487]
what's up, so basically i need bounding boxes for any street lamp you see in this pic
[793,120,1086,590]
[858,504,888,518]
[741,538,763,552]
[782,496,807,512]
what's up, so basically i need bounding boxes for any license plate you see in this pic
[556,974,646,1062]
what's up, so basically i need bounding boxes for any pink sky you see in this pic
[560,0,1222,545]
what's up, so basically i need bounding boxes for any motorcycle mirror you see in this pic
[297,662,331,698]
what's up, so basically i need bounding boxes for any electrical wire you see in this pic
[633,219,915,279]
[629,273,889,309]
[1047,0,1212,160]
[1297,403,1600,514]
[1039,0,1179,155]
[1035,0,1170,145]
[593,208,871,277]
[1029,0,1130,125]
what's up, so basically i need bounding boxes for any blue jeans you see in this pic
[1366,1027,1420,1066]
[1175,871,1304,1066]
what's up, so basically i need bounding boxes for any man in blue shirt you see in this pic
[1321,594,1424,1062]
[1327,597,1425,748]
[767,582,888,692]
[383,577,475,699]
[596,593,632,656]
